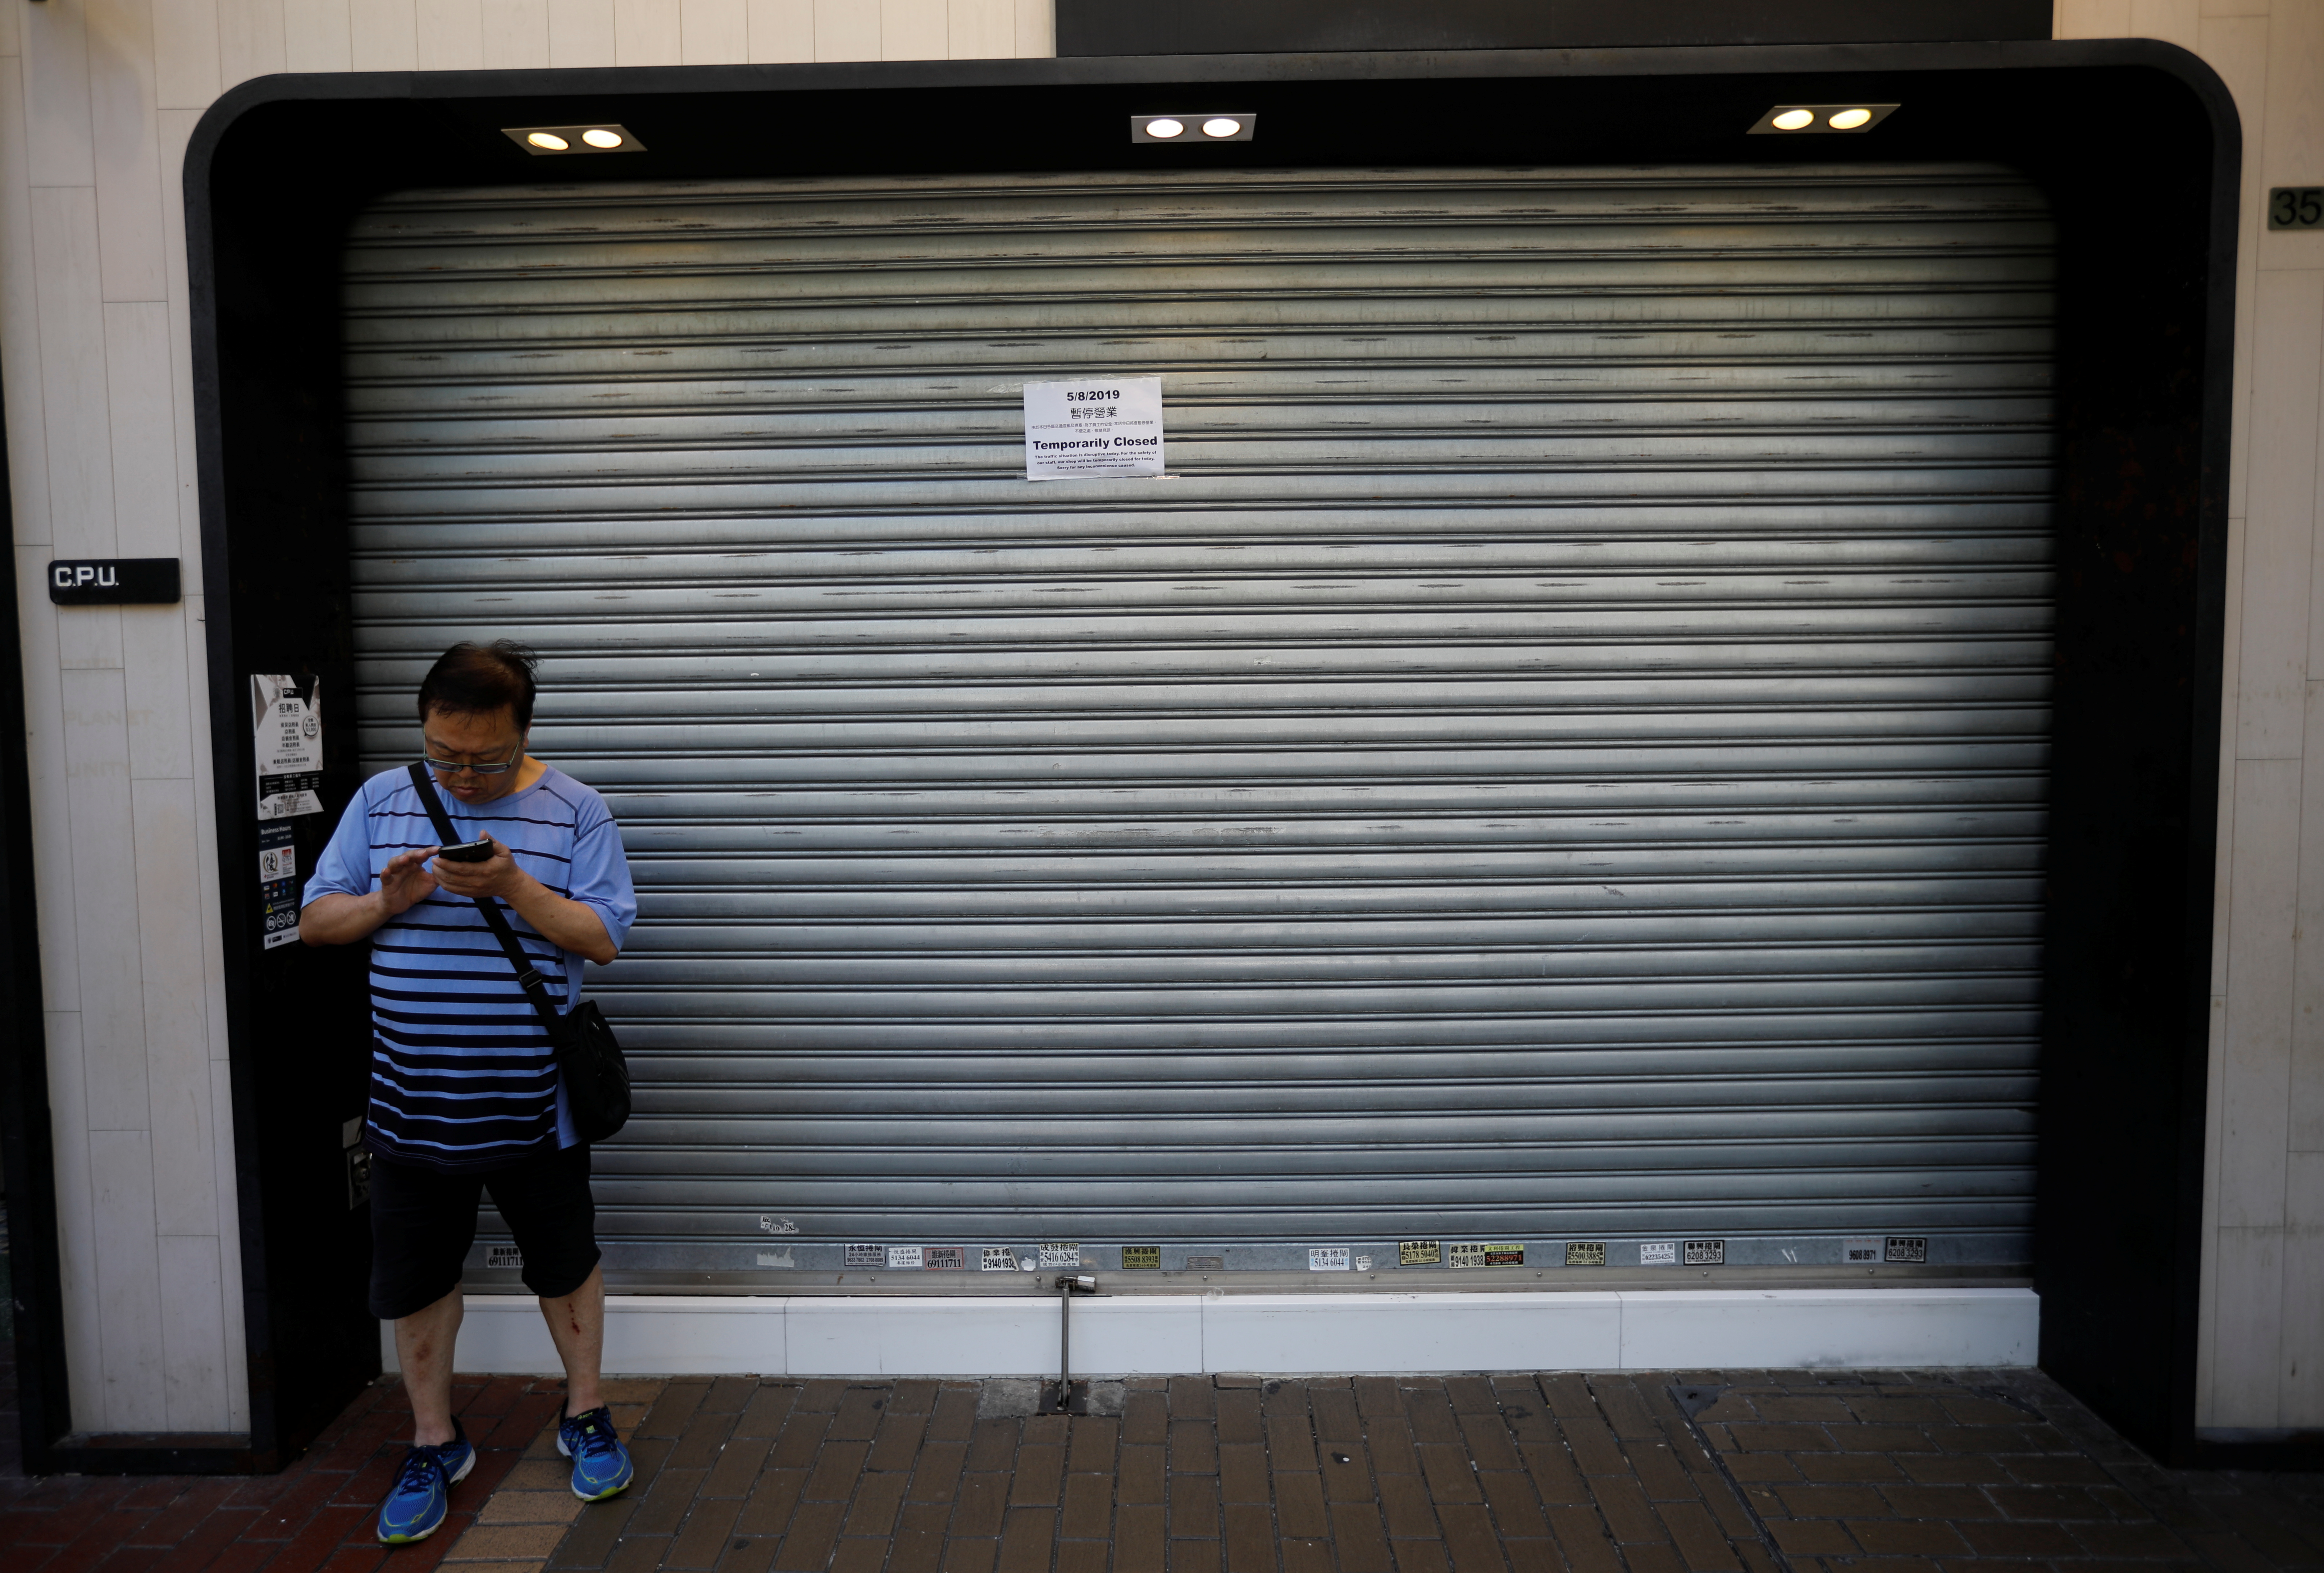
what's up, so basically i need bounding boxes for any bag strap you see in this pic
[406,761,566,1035]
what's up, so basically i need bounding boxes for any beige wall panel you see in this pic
[13,550,77,1012]
[0,0,16,54]
[207,1056,247,1430]
[40,1009,103,1425]
[746,0,811,60]
[151,0,221,110]
[1012,0,1047,55]
[281,0,348,73]
[61,666,149,1134]
[683,0,747,61]
[2056,0,2137,36]
[155,1233,228,1430]
[2223,755,2299,1225]
[87,0,168,305]
[102,302,177,559]
[2217,511,2246,993]
[215,0,285,89]
[881,0,943,58]
[948,0,1009,58]
[156,110,200,551]
[2289,680,2324,1149]
[2277,1150,2324,1422]
[2203,0,2269,15]
[2203,13,2268,520]
[2235,270,2320,754]
[134,777,217,1239]
[417,0,488,70]
[482,0,552,68]
[2214,1225,2288,1423]
[24,0,97,188]
[87,1125,164,1430]
[29,189,119,570]
[0,67,55,547]
[814,0,875,59]
[615,0,682,63]
[2256,0,2322,271]
[2132,0,2206,45]
[351,0,420,72]
[120,612,191,781]
[2200,991,2228,1422]
[547,0,617,65]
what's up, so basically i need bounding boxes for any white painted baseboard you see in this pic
[383,1288,2037,1377]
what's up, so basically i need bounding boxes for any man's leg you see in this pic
[539,1263,605,1417]
[395,1287,466,1446]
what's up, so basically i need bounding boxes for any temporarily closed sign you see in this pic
[1022,378,1165,480]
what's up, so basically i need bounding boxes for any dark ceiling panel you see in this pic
[1058,0,2053,58]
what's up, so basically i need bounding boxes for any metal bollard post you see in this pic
[1055,1274,1097,1412]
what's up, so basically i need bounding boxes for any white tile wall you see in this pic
[0,0,2307,1437]
[0,0,1056,1440]
[2061,0,2324,1426]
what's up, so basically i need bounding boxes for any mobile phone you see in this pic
[436,837,495,864]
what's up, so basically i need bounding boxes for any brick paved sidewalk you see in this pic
[0,1374,578,1573]
[527,1370,2324,1573]
[12,1366,2324,1573]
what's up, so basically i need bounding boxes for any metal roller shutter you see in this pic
[341,163,2054,1276]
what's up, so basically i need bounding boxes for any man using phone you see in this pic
[300,640,638,1545]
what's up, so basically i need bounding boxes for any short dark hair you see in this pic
[418,640,539,730]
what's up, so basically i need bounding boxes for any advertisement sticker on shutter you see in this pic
[1640,1242,1677,1266]
[1023,379,1165,480]
[980,1247,1019,1271]
[486,1245,522,1270]
[1448,1243,1487,1268]
[845,1244,884,1267]
[887,1246,925,1269]
[1685,1240,1725,1266]
[1309,1247,1351,1271]
[1885,1236,1928,1264]
[924,1246,966,1269]
[1399,1240,1442,1266]
[1844,1237,1881,1263]
[252,675,324,819]
[1038,1242,1084,1268]
[1122,1247,1161,1269]
[1566,1242,1607,1267]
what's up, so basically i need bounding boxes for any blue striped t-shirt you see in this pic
[304,764,637,1171]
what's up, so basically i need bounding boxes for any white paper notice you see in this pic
[1023,378,1165,480]
[252,674,324,819]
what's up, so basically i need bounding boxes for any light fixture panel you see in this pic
[1746,103,1901,135]
[503,123,649,155]
[1132,113,1256,144]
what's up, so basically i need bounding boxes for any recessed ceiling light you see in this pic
[1130,113,1256,144]
[1746,103,1899,136]
[504,123,650,155]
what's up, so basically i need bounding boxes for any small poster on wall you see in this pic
[252,674,323,819]
[1023,378,1165,480]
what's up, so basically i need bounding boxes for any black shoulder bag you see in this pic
[406,762,631,1144]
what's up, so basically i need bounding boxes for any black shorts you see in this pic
[368,1142,602,1320]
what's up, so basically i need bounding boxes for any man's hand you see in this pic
[429,836,524,901]
[301,846,440,946]
[306,835,618,965]
[380,847,441,914]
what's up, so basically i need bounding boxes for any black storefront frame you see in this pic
[43,36,2223,1472]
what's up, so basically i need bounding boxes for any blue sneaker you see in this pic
[376,1419,475,1544]
[557,1405,634,1501]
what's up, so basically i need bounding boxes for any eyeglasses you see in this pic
[422,741,523,776]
